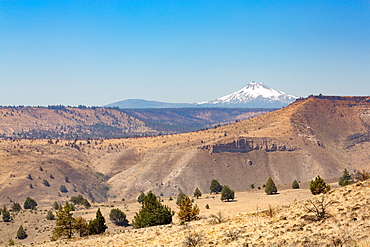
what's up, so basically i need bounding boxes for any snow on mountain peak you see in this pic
[198,81,297,108]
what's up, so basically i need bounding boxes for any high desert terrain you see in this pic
[1,95,370,245]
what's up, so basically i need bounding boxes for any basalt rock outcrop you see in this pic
[201,138,299,153]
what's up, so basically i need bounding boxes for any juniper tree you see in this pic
[24,197,37,210]
[137,192,145,204]
[210,179,223,194]
[132,191,174,228]
[193,187,202,199]
[220,185,235,202]
[265,177,278,195]
[176,190,186,206]
[87,208,107,235]
[16,225,27,239]
[339,169,352,186]
[177,195,200,222]
[109,208,128,226]
[11,202,22,212]
[52,202,75,239]
[310,175,331,195]
[292,180,300,189]
[73,216,89,237]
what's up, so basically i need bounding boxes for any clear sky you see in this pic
[1,0,369,106]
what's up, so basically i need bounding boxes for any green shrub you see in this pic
[11,202,22,212]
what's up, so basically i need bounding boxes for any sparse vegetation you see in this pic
[183,231,204,247]
[265,177,278,195]
[209,211,226,224]
[304,195,332,221]
[310,175,331,195]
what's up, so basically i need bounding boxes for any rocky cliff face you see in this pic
[201,138,300,153]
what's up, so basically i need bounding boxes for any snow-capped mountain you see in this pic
[197,82,297,108]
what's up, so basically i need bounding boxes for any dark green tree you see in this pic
[16,225,27,239]
[52,202,75,239]
[82,199,91,208]
[60,185,68,193]
[46,210,55,220]
[88,208,107,235]
[132,191,174,228]
[193,187,202,199]
[310,175,331,195]
[70,195,85,204]
[176,190,186,205]
[43,179,50,187]
[137,192,145,204]
[265,177,278,195]
[24,197,37,210]
[339,169,352,186]
[53,201,61,210]
[220,185,235,202]
[109,208,129,226]
[2,208,11,222]
[177,195,200,222]
[210,179,223,194]
[11,202,22,212]
[292,180,300,189]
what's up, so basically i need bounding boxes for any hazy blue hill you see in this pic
[105,99,194,109]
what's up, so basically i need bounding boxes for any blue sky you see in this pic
[1,1,369,106]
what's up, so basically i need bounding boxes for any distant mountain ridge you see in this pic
[105,82,297,109]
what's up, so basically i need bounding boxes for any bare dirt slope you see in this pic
[100,96,370,199]
[1,96,370,206]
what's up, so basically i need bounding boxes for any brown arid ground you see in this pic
[4,181,370,246]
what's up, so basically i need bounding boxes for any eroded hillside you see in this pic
[1,96,370,206]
